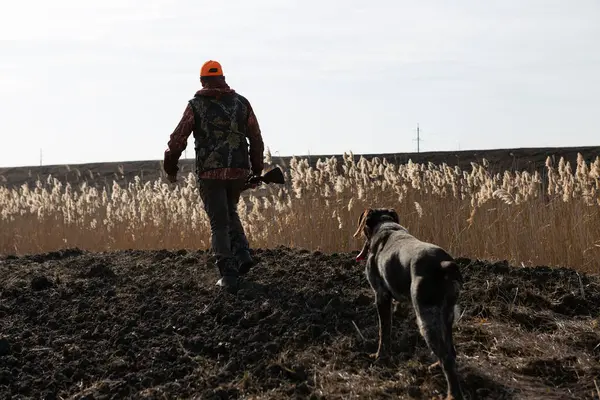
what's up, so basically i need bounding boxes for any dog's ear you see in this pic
[355,238,370,262]
[387,208,400,223]
[353,208,372,238]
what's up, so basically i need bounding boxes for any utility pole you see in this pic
[40,148,42,166]
[413,124,423,153]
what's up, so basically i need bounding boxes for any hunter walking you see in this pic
[163,60,265,292]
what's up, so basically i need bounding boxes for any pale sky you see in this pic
[1,0,599,167]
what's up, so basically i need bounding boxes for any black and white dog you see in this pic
[353,208,464,400]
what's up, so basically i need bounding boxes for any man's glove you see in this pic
[252,168,263,177]
[245,172,260,190]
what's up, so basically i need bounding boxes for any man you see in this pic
[163,60,265,292]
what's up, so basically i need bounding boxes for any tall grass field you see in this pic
[1,151,599,273]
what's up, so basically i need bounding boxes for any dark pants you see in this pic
[197,178,251,277]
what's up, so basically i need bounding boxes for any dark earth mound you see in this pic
[1,248,599,399]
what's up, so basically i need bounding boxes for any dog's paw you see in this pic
[369,351,389,363]
[428,360,441,371]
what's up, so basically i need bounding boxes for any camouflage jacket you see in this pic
[189,91,252,175]
[164,83,264,179]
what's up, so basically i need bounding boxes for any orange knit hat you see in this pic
[200,60,223,77]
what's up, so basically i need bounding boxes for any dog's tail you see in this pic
[440,260,463,326]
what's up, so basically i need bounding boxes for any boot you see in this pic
[236,249,256,275]
[216,275,239,293]
[215,256,239,293]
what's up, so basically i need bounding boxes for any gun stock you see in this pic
[261,167,285,184]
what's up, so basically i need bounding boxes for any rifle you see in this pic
[243,166,285,190]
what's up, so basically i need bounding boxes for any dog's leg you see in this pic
[428,304,459,372]
[371,290,392,360]
[441,305,462,400]
[412,278,463,400]
[365,259,393,360]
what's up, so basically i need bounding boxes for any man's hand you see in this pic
[245,172,261,190]
[167,174,177,183]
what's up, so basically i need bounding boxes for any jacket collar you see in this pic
[195,80,235,98]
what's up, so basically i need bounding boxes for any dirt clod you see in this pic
[83,262,116,279]
[30,276,53,291]
[0,337,10,356]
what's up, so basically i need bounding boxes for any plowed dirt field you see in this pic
[1,248,599,399]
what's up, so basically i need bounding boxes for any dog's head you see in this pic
[353,208,400,261]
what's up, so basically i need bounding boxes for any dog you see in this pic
[353,207,464,400]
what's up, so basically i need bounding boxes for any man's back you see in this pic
[188,91,252,175]
[163,72,264,180]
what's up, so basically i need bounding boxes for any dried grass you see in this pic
[1,150,599,272]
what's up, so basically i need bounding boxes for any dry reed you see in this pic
[1,150,599,272]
